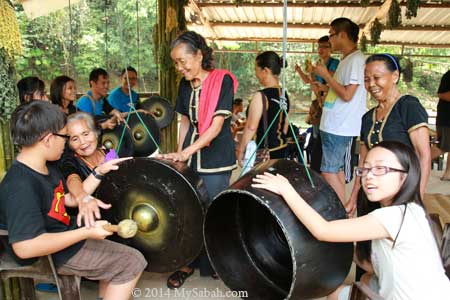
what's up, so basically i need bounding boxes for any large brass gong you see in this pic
[96,157,208,273]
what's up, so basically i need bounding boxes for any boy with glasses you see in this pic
[0,101,146,300]
[295,36,340,172]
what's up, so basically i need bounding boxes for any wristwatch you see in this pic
[92,167,104,180]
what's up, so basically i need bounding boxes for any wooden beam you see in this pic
[213,48,450,59]
[195,1,450,9]
[187,0,219,39]
[198,21,450,31]
[204,36,450,48]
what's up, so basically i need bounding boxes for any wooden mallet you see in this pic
[103,219,138,238]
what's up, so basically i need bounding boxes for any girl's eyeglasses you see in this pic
[355,166,407,177]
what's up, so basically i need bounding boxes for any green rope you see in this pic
[282,107,315,188]
[131,106,161,152]
[113,0,161,156]
[115,107,161,155]
[115,109,133,154]
[239,106,282,177]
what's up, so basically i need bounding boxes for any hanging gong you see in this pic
[100,124,134,157]
[96,157,208,273]
[204,159,353,300]
[140,96,174,129]
[127,112,160,157]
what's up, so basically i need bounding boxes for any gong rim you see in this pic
[204,159,353,300]
[96,157,207,273]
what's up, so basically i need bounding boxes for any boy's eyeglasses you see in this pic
[355,166,407,177]
[52,133,70,141]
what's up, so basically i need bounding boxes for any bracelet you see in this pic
[92,167,104,180]
[82,195,94,203]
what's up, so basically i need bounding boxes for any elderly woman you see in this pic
[346,54,430,215]
[60,112,130,227]
[50,75,78,115]
[158,30,238,288]
[236,51,290,165]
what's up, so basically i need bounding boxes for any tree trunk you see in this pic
[156,0,187,153]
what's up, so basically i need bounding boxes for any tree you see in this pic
[155,0,187,152]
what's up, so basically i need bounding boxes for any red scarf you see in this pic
[198,69,239,135]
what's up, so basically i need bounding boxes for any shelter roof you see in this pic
[185,0,450,47]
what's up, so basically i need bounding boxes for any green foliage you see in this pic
[0,47,18,121]
[15,0,158,92]
[386,0,401,29]
[370,19,383,46]
[401,57,413,83]
[360,0,370,7]
[405,0,420,19]
[360,34,368,53]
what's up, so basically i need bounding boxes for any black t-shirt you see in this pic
[175,74,236,174]
[0,161,84,267]
[437,70,450,127]
[256,87,290,151]
[67,102,77,115]
[59,148,107,181]
[361,95,428,149]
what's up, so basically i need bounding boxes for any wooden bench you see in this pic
[0,229,81,300]
[350,214,450,300]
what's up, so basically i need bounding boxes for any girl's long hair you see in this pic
[356,141,424,263]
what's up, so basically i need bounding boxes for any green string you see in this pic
[238,104,315,188]
[115,108,133,154]
[239,107,282,177]
[115,105,161,155]
[282,107,315,188]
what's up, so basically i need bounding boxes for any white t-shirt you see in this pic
[320,50,366,136]
[369,203,450,300]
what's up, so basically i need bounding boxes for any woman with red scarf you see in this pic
[158,31,238,289]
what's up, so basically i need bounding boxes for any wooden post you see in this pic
[0,121,15,180]
[156,0,187,153]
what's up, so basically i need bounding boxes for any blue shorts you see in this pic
[320,131,353,173]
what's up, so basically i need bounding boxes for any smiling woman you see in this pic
[252,141,450,300]
[50,75,78,115]
[346,53,431,216]
[157,30,239,289]
[59,112,131,227]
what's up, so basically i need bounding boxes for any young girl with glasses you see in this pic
[252,141,450,300]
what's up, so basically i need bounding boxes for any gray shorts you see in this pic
[437,126,450,152]
[57,239,147,284]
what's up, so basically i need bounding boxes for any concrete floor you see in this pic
[37,158,449,300]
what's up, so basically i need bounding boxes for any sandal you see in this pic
[167,268,194,289]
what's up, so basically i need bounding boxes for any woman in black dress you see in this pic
[159,31,238,288]
[347,54,430,215]
[236,51,290,166]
